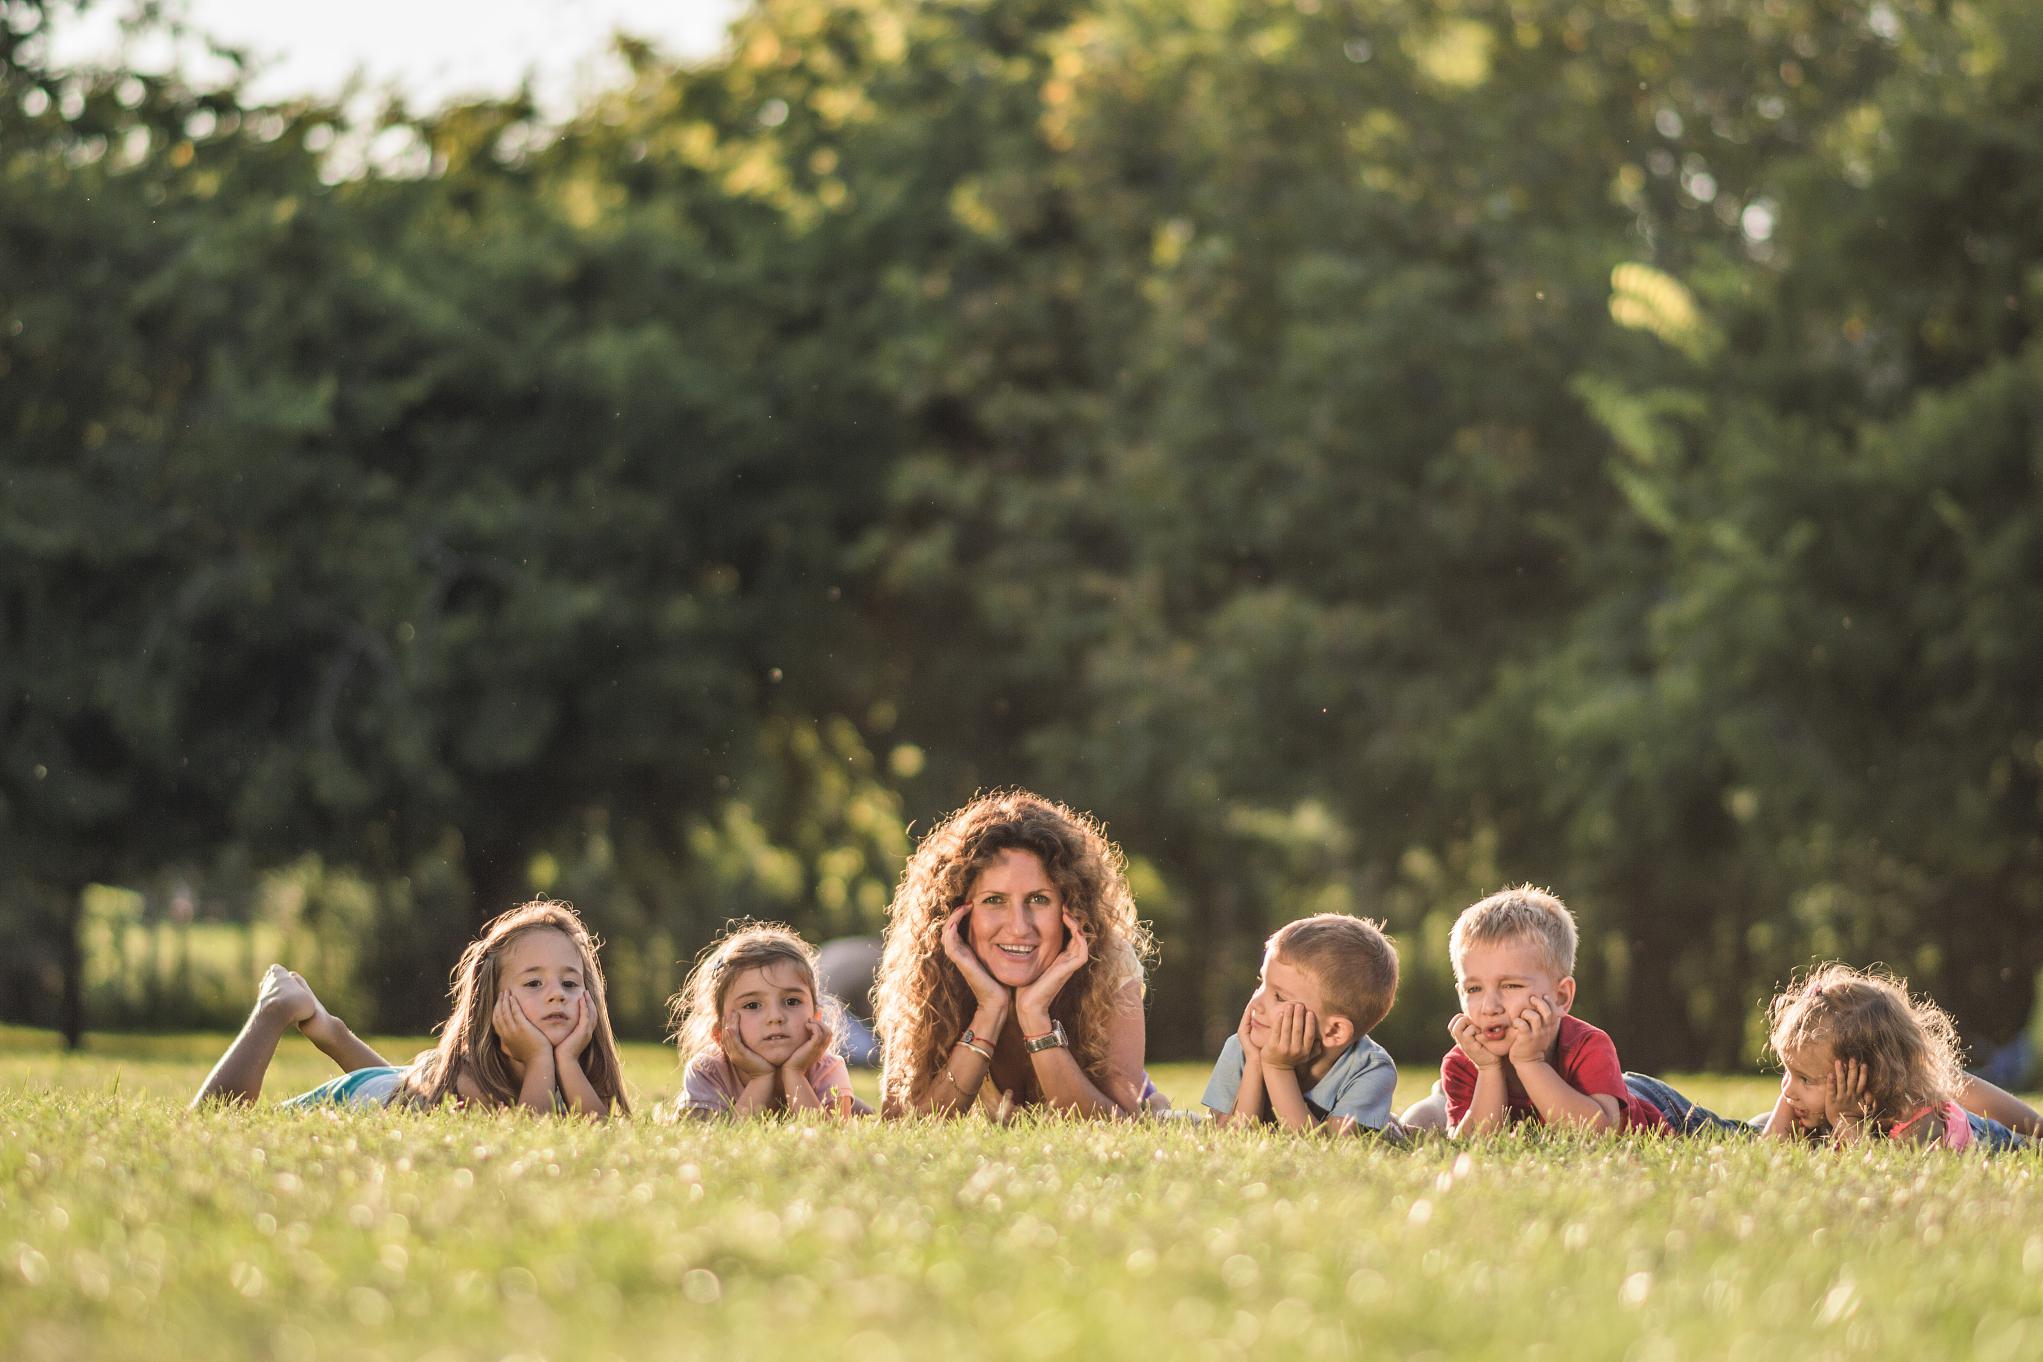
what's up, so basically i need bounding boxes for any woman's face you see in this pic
[964,848,1068,988]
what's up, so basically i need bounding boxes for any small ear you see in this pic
[1554,976,1577,1014]
[1322,1015,1355,1050]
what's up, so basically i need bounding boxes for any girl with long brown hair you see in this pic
[192,899,630,1117]
[872,789,1159,1118]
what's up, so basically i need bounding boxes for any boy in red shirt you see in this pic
[1438,885,1665,1136]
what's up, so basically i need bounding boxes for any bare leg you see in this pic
[289,970,389,1073]
[1959,1073,2043,1138]
[1398,1088,1449,1132]
[191,965,314,1107]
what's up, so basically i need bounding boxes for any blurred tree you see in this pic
[7,0,2040,1064]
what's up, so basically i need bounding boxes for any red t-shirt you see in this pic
[1440,1014,1666,1130]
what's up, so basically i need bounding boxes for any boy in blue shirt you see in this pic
[1202,914,1400,1132]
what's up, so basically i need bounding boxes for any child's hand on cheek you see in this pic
[1236,998,1262,1061]
[492,991,553,1074]
[1823,1057,1870,1140]
[784,1017,831,1075]
[720,1010,776,1079]
[1448,1013,1503,1069]
[556,994,595,1064]
[1508,994,1562,1066]
[1260,1001,1321,1072]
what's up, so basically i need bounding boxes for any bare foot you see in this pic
[285,970,351,1051]
[253,964,317,1027]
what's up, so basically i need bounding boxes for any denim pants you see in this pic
[1623,1072,1762,1136]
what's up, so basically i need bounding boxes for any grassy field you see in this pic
[5,1028,2040,1362]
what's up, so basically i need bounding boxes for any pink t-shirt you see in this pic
[1441,1014,1666,1130]
[680,1052,853,1114]
[1890,1101,1972,1149]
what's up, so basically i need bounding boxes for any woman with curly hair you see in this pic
[873,789,1159,1118]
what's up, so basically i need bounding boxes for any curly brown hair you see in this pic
[397,899,631,1115]
[1766,963,1964,1127]
[874,790,1154,1114]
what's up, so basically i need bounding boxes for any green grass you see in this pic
[4,1028,2040,1362]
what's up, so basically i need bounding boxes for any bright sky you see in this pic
[47,0,748,115]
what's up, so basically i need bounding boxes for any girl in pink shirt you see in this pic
[1761,963,2036,1151]
[661,922,858,1119]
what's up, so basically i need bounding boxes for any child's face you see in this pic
[1775,1035,1837,1130]
[498,928,587,1049]
[1453,937,1573,1059]
[1248,947,1343,1046]
[964,848,1069,988]
[718,963,819,1068]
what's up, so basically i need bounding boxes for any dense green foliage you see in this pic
[4,1034,2041,1362]
[4,0,2041,1066]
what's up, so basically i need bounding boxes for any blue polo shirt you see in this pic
[1200,1033,1397,1128]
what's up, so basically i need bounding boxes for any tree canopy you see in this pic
[4,0,2039,1066]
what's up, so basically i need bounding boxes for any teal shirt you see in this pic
[279,1066,408,1109]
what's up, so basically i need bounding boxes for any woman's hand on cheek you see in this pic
[1015,911,1090,1026]
[941,905,1013,1013]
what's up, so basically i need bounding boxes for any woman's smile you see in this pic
[965,848,1068,986]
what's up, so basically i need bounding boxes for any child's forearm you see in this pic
[1261,1065,1317,1133]
[782,1070,825,1113]
[1452,1068,1510,1137]
[1757,1092,1799,1138]
[515,1056,559,1114]
[1516,1062,1619,1131]
[555,1054,608,1119]
[730,1073,780,1116]
[1225,1063,1269,1125]
[1958,1074,2043,1137]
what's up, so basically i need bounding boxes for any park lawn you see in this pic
[5,1031,2039,1362]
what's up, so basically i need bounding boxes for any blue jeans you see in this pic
[1966,1111,2031,1152]
[1623,1072,1760,1136]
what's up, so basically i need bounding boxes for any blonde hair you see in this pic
[1449,884,1577,980]
[874,790,1154,1114]
[667,920,839,1077]
[1766,963,1965,1125]
[397,899,631,1114]
[1269,914,1399,1036]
